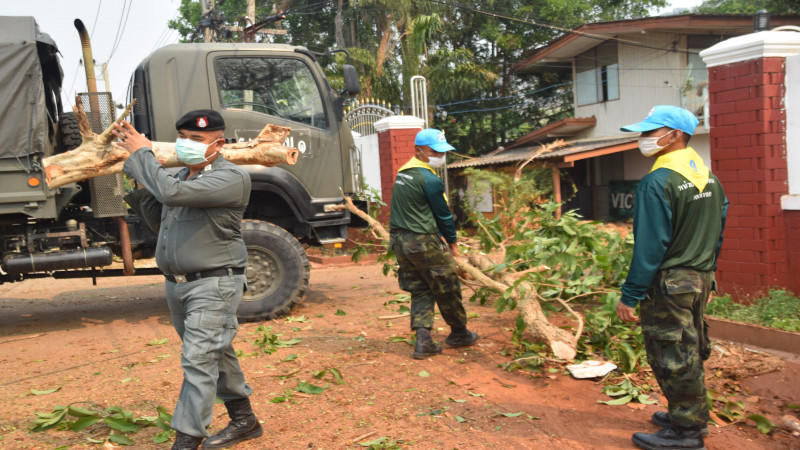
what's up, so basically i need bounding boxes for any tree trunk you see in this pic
[43,103,298,189]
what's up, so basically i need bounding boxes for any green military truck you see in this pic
[0,16,362,320]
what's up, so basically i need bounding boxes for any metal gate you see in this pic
[344,99,396,136]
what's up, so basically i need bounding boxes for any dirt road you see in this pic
[0,262,796,449]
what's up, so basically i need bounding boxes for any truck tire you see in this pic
[58,112,82,152]
[239,220,310,321]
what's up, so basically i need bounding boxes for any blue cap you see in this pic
[415,129,455,152]
[620,105,699,136]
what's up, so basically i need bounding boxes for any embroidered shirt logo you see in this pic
[197,117,208,128]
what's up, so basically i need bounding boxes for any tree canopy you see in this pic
[694,0,798,15]
[169,0,667,155]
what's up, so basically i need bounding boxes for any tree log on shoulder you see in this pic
[43,102,299,189]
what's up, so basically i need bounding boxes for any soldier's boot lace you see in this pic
[632,427,706,450]
[651,412,709,437]
[171,431,203,450]
[202,397,263,449]
[413,328,442,359]
[445,327,479,348]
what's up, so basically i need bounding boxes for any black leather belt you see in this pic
[165,267,245,284]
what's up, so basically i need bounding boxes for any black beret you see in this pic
[175,109,225,131]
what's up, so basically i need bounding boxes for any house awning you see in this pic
[504,117,596,149]
[448,135,638,169]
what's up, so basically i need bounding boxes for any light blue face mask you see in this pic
[175,138,217,165]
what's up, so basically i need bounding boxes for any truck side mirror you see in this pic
[342,64,360,97]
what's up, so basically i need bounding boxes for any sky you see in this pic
[4,0,706,110]
[4,0,182,109]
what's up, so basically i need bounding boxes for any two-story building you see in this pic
[449,13,800,221]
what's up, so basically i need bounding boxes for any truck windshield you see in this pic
[215,57,328,130]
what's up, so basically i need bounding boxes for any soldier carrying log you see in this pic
[112,111,263,450]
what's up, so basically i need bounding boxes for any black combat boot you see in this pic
[444,327,479,348]
[412,328,442,359]
[202,397,263,449]
[632,427,706,450]
[171,431,203,450]
[651,411,709,437]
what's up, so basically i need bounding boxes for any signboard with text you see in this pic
[609,180,639,221]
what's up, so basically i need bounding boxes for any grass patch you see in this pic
[707,289,800,332]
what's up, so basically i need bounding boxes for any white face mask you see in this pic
[426,154,446,168]
[175,138,217,165]
[638,130,676,157]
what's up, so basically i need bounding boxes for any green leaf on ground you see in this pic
[108,432,136,445]
[104,417,138,433]
[30,388,60,395]
[497,411,524,417]
[747,414,775,434]
[599,395,633,405]
[296,382,328,395]
[418,370,430,377]
[335,310,347,316]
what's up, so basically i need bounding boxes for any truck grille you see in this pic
[78,92,127,217]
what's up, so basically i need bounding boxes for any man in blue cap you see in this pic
[617,106,728,450]
[389,129,478,359]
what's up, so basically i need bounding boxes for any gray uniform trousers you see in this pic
[165,274,253,437]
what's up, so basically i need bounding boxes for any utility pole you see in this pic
[247,0,256,42]
[101,62,111,93]
[202,0,215,43]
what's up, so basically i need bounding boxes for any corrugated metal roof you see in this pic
[448,135,638,169]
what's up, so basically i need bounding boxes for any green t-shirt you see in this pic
[389,160,457,243]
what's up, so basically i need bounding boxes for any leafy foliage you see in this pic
[694,0,799,14]
[707,289,800,332]
[462,167,648,377]
[599,378,657,405]
[31,403,173,445]
[463,168,632,312]
[169,0,667,155]
[253,326,302,354]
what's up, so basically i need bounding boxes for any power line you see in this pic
[89,0,103,39]
[108,0,133,62]
[424,0,699,55]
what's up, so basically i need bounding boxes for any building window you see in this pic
[575,42,619,106]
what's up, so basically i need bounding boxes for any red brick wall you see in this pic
[708,57,791,299]
[377,127,420,222]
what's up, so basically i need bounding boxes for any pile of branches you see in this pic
[337,142,633,360]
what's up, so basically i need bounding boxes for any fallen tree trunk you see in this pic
[43,102,299,189]
[333,192,580,360]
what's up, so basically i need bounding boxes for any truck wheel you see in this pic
[58,112,82,152]
[239,220,309,321]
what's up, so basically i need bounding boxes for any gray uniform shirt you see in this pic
[122,148,251,275]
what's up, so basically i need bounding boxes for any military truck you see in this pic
[0,16,362,320]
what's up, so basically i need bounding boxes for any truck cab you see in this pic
[129,43,362,244]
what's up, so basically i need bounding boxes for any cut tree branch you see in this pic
[42,102,299,188]
[333,190,580,360]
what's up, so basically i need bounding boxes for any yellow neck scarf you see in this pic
[398,156,435,174]
[650,147,710,192]
[397,157,448,203]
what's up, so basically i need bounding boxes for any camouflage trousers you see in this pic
[641,267,714,432]
[390,229,467,331]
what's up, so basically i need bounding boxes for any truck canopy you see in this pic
[0,16,62,159]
